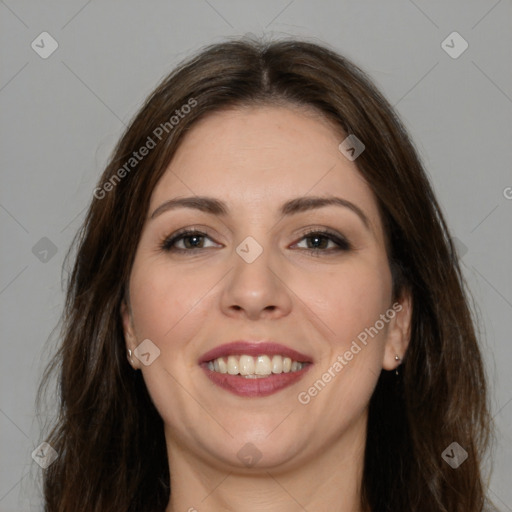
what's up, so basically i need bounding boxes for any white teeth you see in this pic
[271,355,283,374]
[207,354,305,377]
[239,355,255,376]
[255,355,272,376]
[227,355,239,375]
[217,357,227,373]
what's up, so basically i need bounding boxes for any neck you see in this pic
[164,414,368,512]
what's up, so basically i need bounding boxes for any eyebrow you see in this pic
[150,195,370,229]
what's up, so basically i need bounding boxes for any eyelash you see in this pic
[159,227,351,256]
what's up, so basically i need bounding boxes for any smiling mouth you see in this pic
[205,354,309,378]
[201,354,312,397]
[199,341,313,397]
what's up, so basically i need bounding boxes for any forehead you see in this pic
[149,106,381,231]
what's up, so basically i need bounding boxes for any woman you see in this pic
[38,38,495,511]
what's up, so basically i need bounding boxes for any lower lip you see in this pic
[201,364,312,397]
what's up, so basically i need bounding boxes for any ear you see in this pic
[121,300,140,370]
[382,290,412,371]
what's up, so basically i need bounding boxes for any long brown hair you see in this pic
[37,37,494,511]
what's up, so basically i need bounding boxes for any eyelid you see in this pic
[159,226,219,251]
[291,227,352,251]
[160,225,352,254]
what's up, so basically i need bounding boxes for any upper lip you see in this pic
[198,341,313,364]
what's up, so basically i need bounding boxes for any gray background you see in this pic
[1,1,511,510]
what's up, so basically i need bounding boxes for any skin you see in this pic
[121,105,412,512]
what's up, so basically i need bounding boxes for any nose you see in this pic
[220,242,293,321]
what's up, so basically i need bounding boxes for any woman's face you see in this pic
[122,105,410,472]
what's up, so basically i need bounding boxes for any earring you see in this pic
[127,348,134,366]
[395,354,402,376]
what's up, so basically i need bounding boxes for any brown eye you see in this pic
[161,230,219,252]
[294,229,351,255]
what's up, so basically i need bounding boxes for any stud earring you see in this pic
[127,348,134,366]
[395,354,402,376]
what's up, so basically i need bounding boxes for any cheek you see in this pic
[127,262,209,426]
[294,259,392,414]
[299,258,393,345]
[128,260,205,342]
